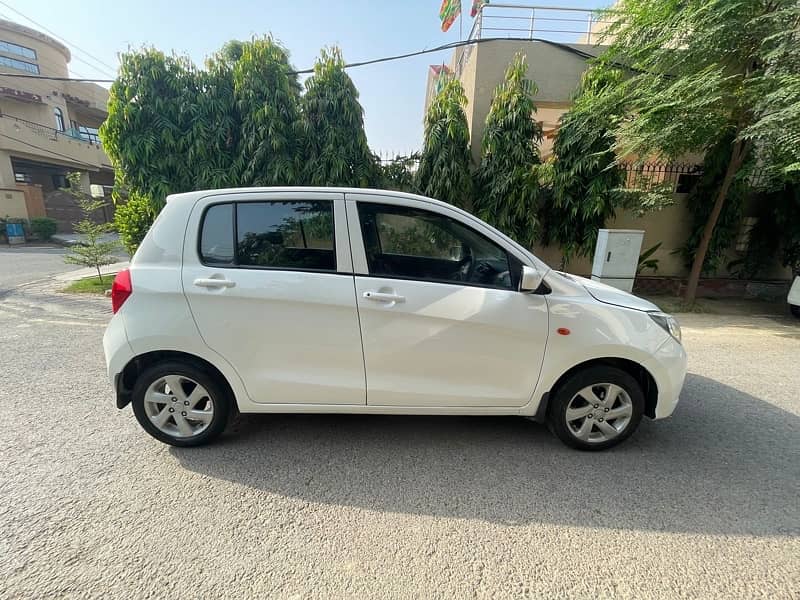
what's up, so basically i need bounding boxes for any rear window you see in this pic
[200,204,234,265]
[198,200,335,272]
[237,201,335,271]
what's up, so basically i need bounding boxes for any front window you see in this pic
[357,203,514,289]
[54,107,65,132]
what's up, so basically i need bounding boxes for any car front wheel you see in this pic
[131,361,231,447]
[548,366,645,451]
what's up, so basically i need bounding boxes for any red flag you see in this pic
[439,0,461,32]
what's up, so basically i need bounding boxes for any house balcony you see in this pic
[0,112,110,170]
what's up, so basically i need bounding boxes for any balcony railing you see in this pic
[0,113,102,147]
[456,3,614,75]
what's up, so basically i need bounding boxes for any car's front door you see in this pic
[182,191,365,405]
[347,194,549,408]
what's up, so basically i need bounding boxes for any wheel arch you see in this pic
[534,357,658,422]
[116,350,236,410]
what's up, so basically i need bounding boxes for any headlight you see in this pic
[649,311,682,343]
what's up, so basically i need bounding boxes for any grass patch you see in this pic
[62,274,116,295]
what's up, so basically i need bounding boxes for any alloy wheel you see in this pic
[565,383,633,444]
[143,375,215,438]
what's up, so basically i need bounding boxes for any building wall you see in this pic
[0,18,113,230]
[458,40,600,162]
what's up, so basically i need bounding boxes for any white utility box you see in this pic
[591,229,645,292]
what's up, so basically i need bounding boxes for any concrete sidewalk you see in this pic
[53,261,129,283]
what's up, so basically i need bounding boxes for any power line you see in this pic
[0,0,117,77]
[0,36,601,84]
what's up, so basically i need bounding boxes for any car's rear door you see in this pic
[182,191,365,405]
[346,192,549,408]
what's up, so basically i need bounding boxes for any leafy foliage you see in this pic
[598,0,800,300]
[114,192,157,256]
[637,242,662,274]
[29,217,57,240]
[541,67,624,263]
[416,76,474,210]
[234,37,303,185]
[678,134,750,274]
[475,53,543,248]
[301,47,379,186]
[63,173,119,282]
[379,154,420,193]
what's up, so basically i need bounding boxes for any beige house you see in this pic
[0,18,114,231]
[423,4,790,282]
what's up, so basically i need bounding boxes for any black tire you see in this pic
[131,361,231,447]
[547,366,645,451]
[790,304,800,319]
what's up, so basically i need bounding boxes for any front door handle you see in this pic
[194,277,236,289]
[363,291,405,303]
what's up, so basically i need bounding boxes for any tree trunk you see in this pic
[684,138,749,304]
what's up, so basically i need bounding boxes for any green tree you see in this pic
[541,67,624,265]
[114,191,156,256]
[234,37,303,186]
[678,133,750,274]
[101,49,201,206]
[475,53,543,249]
[416,76,474,210]
[380,154,420,193]
[301,47,379,186]
[599,0,800,303]
[63,174,119,283]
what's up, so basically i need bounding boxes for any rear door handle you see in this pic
[363,291,405,303]
[194,277,236,289]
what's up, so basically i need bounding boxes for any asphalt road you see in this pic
[1,248,798,599]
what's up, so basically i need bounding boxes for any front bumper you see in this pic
[645,335,688,419]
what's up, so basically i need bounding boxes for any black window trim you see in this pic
[197,199,339,274]
[356,201,520,292]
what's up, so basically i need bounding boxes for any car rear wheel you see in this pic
[131,361,230,447]
[548,366,644,451]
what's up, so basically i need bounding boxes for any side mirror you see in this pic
[520,265,543,292]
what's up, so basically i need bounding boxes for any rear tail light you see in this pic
[111,269,132,314]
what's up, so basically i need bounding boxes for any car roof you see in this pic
[165,187,450,209]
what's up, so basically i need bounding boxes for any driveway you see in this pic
[0,261,797,599]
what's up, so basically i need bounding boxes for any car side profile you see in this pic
[103,187,687,451]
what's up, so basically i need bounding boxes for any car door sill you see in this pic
[239,403,524,415]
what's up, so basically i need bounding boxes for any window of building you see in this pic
[357,203,514,289]
[78,125,100,144]
[0,40,37,60]
[14,172,32,184]
[0,55,39,74]
[52,174,67,189]
[236,201,335,271]
[54,107,65,132]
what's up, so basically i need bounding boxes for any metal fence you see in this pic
[455,3,614,76]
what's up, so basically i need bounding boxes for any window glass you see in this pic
[200,203,234,264]
[54,107,65,131]
[0,40,36,59]
[237,201,335,271]
[358,203,513,289]
[0,55,39,74]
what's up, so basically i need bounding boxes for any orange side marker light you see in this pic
[557,328,571,336]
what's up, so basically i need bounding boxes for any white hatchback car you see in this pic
[104,187,687,451]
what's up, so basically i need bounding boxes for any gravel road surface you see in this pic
[1,249,797,599]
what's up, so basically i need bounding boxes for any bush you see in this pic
[30,217,57,240]
[114,194,156,256]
